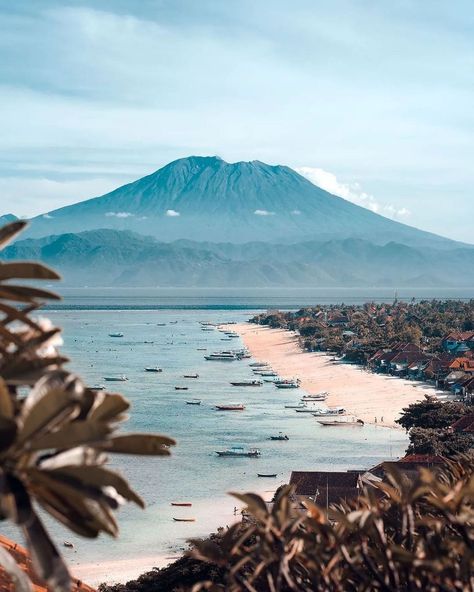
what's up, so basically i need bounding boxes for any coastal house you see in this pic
[369,343,427,376]
[289,471,363,510]
[441,331,474,354]
[369,455,445,481]
[327,314,350,328]
[450,413,474,433]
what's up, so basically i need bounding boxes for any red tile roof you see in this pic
[0,535,95,592]
[451,413,474,433]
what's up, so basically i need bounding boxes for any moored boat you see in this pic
[274,380,300,389]
[284,403,307,409]
[103,375,128,382]
[108,332,124,337]
[173,517,196,522]
[312,407,346,416]
[317,415,364,426]
[171,502,192,506]
[215,446,260,457]
[184,373,199,378]
[215,403,245,411]
[185,399,202,405]
[230,380,263,387]
[258,473,277,478]
[145,367,162,372]
[269,434,289,441]
[175,386,189,391]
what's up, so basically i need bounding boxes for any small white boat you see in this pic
[312,407,346,416]
[249,362,268,368]
[317,415,364,426]
[275,380,300,389]
[109,332,124,338]
[301,392,328,401]
[185,399,202,405]
[205,351,238,361]
[145,367,162,373]
[103,375,128,382]
[230,380,263,387]
[284,403,307,409]
[215,403,245,411]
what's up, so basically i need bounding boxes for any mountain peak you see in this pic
[25,156,459,248]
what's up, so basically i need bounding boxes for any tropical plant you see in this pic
[0,221,175,591]
[190,459,474,592]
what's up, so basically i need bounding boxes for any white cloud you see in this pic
[105,211,134,218]
[166,209,180,217]
[254,209,275,216]
[296,167,410,220]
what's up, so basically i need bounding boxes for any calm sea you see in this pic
[4,287,472,572]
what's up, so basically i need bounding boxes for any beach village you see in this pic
[228,299,474,515]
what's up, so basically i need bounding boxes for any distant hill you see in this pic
[0,213,18,225]
[3,229,473,287]
[25,156,463,249]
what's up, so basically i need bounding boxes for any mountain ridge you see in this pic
[23,156,466,249]
[3,228,473,288]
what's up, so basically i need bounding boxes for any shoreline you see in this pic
[230,323,445,428]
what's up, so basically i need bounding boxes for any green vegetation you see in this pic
[0,221,174,591]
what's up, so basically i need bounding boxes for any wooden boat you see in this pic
[103,375,128,382]
[284,403,306,409]
[145,367,162,372]
[185,399,202,405]
[269,434,289,441]
[275,380,299,389]
[215,404,245,411]
[317,416,364,426]
[156,323,166,326]
[169,321,178,324]
[108,332,124,337]
[216,446,260,457]
[312,407,346,417]
[171,502,192,507]
[173,517,196,522]
[175,386,189,391]
[184,373,199,379]
[258,473,277,478]
[230,380,263,387]
[63,541,74,548]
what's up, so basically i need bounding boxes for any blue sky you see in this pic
[0,1,472,241]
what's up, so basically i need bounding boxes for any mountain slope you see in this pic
[25,156,461,248]
[3,229,473,287]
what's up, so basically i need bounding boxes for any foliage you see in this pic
[189,459,474,592]
[0,221,174,592]
[406,427,474,456]
[396,396,471,431]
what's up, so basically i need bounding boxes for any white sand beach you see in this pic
[230,323,443,428]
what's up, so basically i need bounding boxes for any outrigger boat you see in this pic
[269,434,289,441]
[312,407,346,416]
[175,386,189,391]
[103,375,128,382]
[145,367,162,372]
[184,373,199,378]
[108,332,124,337]
[215,404,245,411]
[185,399,202,405]
[274,380,300,389]
[230,380,263,387]
[172,517,196,522]
[171,502,192,507]
[258,473,277,478]
[215,446,260,457]
[317,416,364,426]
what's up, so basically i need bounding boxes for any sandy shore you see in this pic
[71,488,276,587]
[231,323,445,428]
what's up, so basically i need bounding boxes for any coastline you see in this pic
[230,323,443,428]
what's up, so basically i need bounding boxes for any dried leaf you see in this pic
[0,220,27,249]
[27,420,112,451]
[95,433,175,455]
[0,262,60,281]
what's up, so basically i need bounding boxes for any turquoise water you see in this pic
[2,307,408,569]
